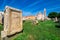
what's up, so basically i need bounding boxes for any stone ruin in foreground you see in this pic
[1,6,22,40]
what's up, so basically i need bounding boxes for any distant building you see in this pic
[46,17,51,20]
[44,8,46,20]
[36,8,50,20]
[23,16,36,20]
[44,8,51,20]
[23,8,47,21]
[36,12,44,20]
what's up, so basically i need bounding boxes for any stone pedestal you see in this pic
[1,6,22,40]
[4,6,22,36]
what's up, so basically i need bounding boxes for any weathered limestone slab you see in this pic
[0,12,4,24]
[4,6,22,36]
[1,31,8,40]
[1,31,7,38]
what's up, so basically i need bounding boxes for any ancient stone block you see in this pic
[4,6,22,36]
[1,31,7,38]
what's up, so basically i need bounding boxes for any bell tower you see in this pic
[44,8,46,20]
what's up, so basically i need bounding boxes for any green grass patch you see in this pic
[0,24,3,34]
[0,24,3,40]
[14,20,60,40]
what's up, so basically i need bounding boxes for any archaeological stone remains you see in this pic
[0,12,4,24]
[1,6,22,40]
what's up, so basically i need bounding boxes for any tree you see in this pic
[57,13,60,18]
[48,12,58,18]
[48,12,58,21]
[57,13,60,22]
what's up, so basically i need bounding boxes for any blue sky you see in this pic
[0,0,60,16]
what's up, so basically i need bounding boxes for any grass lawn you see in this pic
[0,24,3,40]
[0,20,60,40]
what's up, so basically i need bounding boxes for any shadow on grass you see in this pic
[55,21,60,28]
[55,25,60,28]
